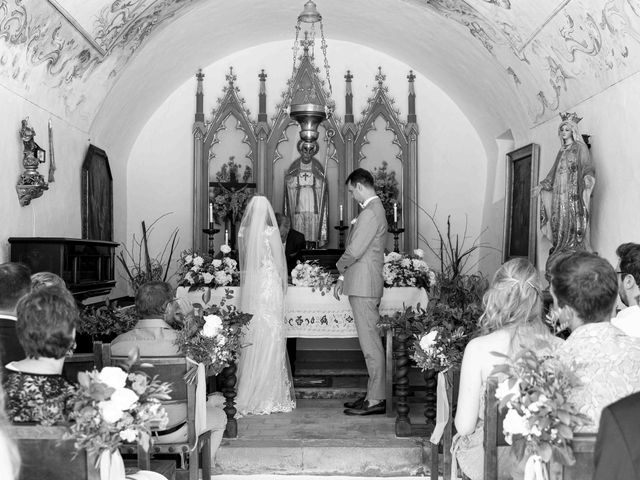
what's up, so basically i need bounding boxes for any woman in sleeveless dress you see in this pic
[452,258,562,480]
[234,196,296,416]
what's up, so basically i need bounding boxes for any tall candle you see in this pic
[339,204,343,222]
[225,229,229,245]
[393,203,398,223]
[208,202,214,224]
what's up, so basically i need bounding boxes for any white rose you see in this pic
[110,387,139,411]
[98,400,124,423]
[413,248,424,258]
[401,258,411,268]
[212,259,222,268]
[388,252,402,261]
[224,258,237,268]
[202,272,214,284]
[220,245,231,254]
[184,254,193,264]
[217,334,226,346]
[193,256,204,267]
[502,409,530,440]
[202,314,223,337]
[119,428,138,443]
[98,367,128,389]
[419,330,438,352]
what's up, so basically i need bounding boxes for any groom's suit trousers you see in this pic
[349,295,386,401]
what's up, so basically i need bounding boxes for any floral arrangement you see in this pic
[373,161,401,223]
[67,355,172,464]
[173,290,252,379]
[211,156,254,224]
[411,319,467,373]
[177,245,239,291]
[383,249,435,290]
[492,347,591,476]
[117,214,179,293]
[78,299,138,341]
[291,260,335,295]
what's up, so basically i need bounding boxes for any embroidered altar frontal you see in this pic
[176,286,428,338]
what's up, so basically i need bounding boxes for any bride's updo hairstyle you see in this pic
[478,257,543,335]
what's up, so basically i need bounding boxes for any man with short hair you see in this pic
[0,262,31,367]
[551,251,640,430]
[111,281,178,356]
[334,168,388,415]
[613,242,640,337]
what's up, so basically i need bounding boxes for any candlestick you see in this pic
[393,203,398,223]
[339,204,343,222]
[209,202,214,224]
[225,229,229,245]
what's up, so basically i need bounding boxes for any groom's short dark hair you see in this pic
[346,168,374,188]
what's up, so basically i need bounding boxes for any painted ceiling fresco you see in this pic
[0,0,639,126]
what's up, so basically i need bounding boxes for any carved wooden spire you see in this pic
[344,70,354,124]
[407,70,416,124]
[195,69,205,123]
[258,69,267,122]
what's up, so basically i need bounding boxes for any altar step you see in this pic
[214,399,428,476]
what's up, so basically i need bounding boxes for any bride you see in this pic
[234,195,296,416]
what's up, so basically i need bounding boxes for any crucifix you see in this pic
[209,168,256,252]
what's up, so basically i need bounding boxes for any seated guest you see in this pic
[593,390,640,479]
[551,251,640,431]
[613,242,640,337]
[275,212,305,376]
[4,287,77,425]
[30,271,67,291]
[112,282,227,453]
[0,263,31,368]
[453,258,560,480]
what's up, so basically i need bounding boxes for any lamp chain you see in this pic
[319,23,332,95]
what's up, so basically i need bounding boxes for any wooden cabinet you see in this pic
[9,237,118,298]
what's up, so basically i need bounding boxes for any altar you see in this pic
[176,286,428,338]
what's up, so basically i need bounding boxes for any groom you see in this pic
[334,168,388,415]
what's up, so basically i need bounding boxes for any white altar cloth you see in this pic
[176,286,428,338]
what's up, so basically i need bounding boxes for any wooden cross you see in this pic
[209,170,256,251]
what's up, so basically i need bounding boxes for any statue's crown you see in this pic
[560,112,582,124]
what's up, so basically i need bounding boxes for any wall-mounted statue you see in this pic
[16,118,48,206]
[284,140,328,248]
[534,112,595,272]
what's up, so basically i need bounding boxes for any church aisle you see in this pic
[214,398,427,476]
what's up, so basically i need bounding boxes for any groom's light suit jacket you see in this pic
[336,197,388,297]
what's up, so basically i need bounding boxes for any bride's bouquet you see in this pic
[291,260,335,295]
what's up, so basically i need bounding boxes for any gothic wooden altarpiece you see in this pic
[192,47,419,253]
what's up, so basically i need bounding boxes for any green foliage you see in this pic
[372,161,401,222]
[78,300,138,340]
[117,214,179,293]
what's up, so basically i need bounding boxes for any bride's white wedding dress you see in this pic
[235,225,296,416]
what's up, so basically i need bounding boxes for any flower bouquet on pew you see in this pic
[67,348,172,477]
[491,347,591,479]
[174,289,252,382]
[383,249,436,290]
[291,260,335,295]
[177,245,239,291]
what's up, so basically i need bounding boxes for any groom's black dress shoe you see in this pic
[344,400,386,416]
[343,396,366,409]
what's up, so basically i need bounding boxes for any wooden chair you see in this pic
[483,381,596,480]
[101,344,212,480]
[9,425,176,480]
[62,352,95,383]
[0,318,25,374]
[429,369,454,480]
[10,425,100,480]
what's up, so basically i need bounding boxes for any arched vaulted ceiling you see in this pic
[2,0,640,159]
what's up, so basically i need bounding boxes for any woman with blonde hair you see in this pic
[452,258,561,480]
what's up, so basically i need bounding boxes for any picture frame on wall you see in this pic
[81,145,113,241]
[503,143,540,264]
